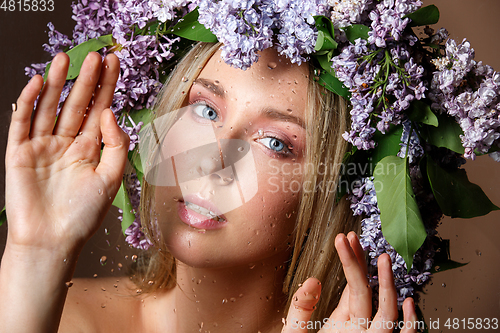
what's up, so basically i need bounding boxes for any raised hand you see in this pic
[5,52,129,254]
[282,232,418,333]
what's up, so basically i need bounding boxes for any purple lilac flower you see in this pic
[122,173,153,250]
[120,115,144,151]
[328,0,373,28]
[429,39,500,159]
[71,0,117,45]
[198,0,328,69]
[43,22,74,56]
[367,0,422,48]
[397,119,424,163]
[149,0,197,22]
[331,0,426,150]
[273,0,328,64]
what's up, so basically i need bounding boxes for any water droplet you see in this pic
[97,84,101,89]
[222,298,228,304]
[93,274,98,278]
[100,256,107,265]
[267,62,277,69]
[101,303,106,308]
[441,283,446,287]
[148,280,155,286]
[98,189,103,195]
[131,255,138,262]
[475,249,482,256]
[65,281,73,288]
[117,263,123,269]
[238,147,244,152]
[181,76,188,82]
[447,307,453,312]
[114,284,118,288]
[258,129,263,136]
[434,265,440,271]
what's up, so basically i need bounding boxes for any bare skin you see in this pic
[0,51,417,333]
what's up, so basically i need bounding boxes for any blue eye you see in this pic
[259,137,288,154]
[193,103,219,121]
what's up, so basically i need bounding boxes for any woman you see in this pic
[0,42,417,332]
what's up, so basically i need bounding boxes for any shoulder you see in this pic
[59,277,143,333]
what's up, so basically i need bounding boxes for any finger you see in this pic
[54,52,103,137]
[372,254,398,331]
[335,233,371,325]
[95,109,130,195]
[329,281,350,321]
[8,75,44,145]
[281,277,321,333]
[347,231,368,277]
[400,297,418,333]
[30,53,69,137]
[80,53,120,142]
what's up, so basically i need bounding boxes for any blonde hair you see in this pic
[135,42,360,324]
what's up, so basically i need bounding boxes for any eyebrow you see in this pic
[195,77,305,129]
[261,107,305,129]
[194,78,226,98]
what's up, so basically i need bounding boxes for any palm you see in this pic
[5,52,129,252]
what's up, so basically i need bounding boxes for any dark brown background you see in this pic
[0,0,498,329]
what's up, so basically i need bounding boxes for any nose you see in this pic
[197,136,250,185]
[197,146,234,186]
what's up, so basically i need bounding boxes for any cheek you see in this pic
[251,156,303,235]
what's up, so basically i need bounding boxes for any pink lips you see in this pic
[177,194,227,230]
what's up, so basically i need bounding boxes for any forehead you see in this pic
[198,47,310,114]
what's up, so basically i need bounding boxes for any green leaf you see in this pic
[314,16,338,51]
[405,5,440,27]
[112,180,136,234]
[44,34,114,81]
[0,206,6,227]
[407,100,438,127]
[419,114,465,154]
[315,31,338,52]
[370,125,404,168]
[129,108,153,128]
[343,24,370,44]
[374,156,426,271]
[167,8,217,42]
[426,157,499,218]
[318,71,350,99]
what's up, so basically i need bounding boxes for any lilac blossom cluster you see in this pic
[197,0,328,69]
[349,177,432,305]
[429,39,500,160]
[397,119,424,163]
[121,174,153,250]
[328,0,373,29]
[149,0,197,23]
[331,0,426,150]
[109,0,183,113]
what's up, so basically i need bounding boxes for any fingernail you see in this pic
[12,103,17,112]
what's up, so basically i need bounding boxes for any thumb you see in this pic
[282,277,321,333]
[96,108,130,193]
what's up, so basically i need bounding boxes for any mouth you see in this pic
[176,195,228,230]
[184,201,226,222]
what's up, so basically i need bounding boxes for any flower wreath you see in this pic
[7,0,499,322]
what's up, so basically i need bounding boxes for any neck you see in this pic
[144,253,291,333]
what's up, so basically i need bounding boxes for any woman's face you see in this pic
[154,47,309,268]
